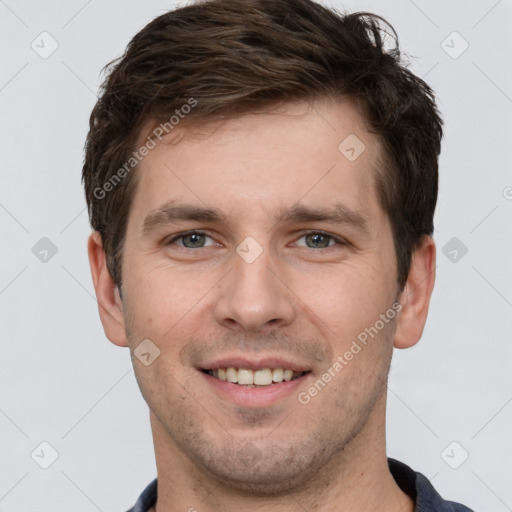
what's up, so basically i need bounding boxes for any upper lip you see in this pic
[198,356,312,372]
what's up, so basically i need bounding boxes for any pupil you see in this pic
[185,233,204,247]
[309,233,329,248]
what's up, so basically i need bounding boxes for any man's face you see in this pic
[119,99,400,492]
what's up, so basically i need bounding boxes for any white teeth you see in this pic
[272,368,284,382]
[237,368,254,385]
[226,367,238,383]
[254,368,273,385]
[207,367,306,386]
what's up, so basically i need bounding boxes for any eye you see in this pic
[294,231,346,249]
[166,231,217,248]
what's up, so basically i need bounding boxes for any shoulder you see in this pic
[388,458,476,512]
[124,479,158,512]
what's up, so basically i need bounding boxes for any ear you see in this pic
[87,231,128,347]
[394,236,436,349]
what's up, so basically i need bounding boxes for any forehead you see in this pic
[129,98,384,229]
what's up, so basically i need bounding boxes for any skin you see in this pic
[88,97,436,512]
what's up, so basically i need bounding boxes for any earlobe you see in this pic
[87,231,129,347]
[394,236,436,349]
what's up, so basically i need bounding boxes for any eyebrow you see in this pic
[276,203,370,234]
[141,200,370,236]
[142,202,227,236]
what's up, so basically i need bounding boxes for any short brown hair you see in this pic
[82,0,443,290]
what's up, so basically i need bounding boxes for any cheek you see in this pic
[291,261,392,340]
[125,261,215,339]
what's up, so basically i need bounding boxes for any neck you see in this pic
[150,396,414,512]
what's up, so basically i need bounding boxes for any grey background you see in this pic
[1,0,511,510]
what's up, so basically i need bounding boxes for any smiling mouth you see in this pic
[202,367,310,387]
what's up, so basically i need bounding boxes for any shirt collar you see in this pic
[129,458,474,512]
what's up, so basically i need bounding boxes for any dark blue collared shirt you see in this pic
[126,458,475,511]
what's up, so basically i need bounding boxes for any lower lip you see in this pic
[200,371,311,407]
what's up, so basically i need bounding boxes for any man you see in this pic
[83,0,475,510]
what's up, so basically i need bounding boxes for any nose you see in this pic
[213,244,295,333]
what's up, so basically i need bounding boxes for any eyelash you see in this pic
[165,230,348,249]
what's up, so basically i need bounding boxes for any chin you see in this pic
[189,439,328,497]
